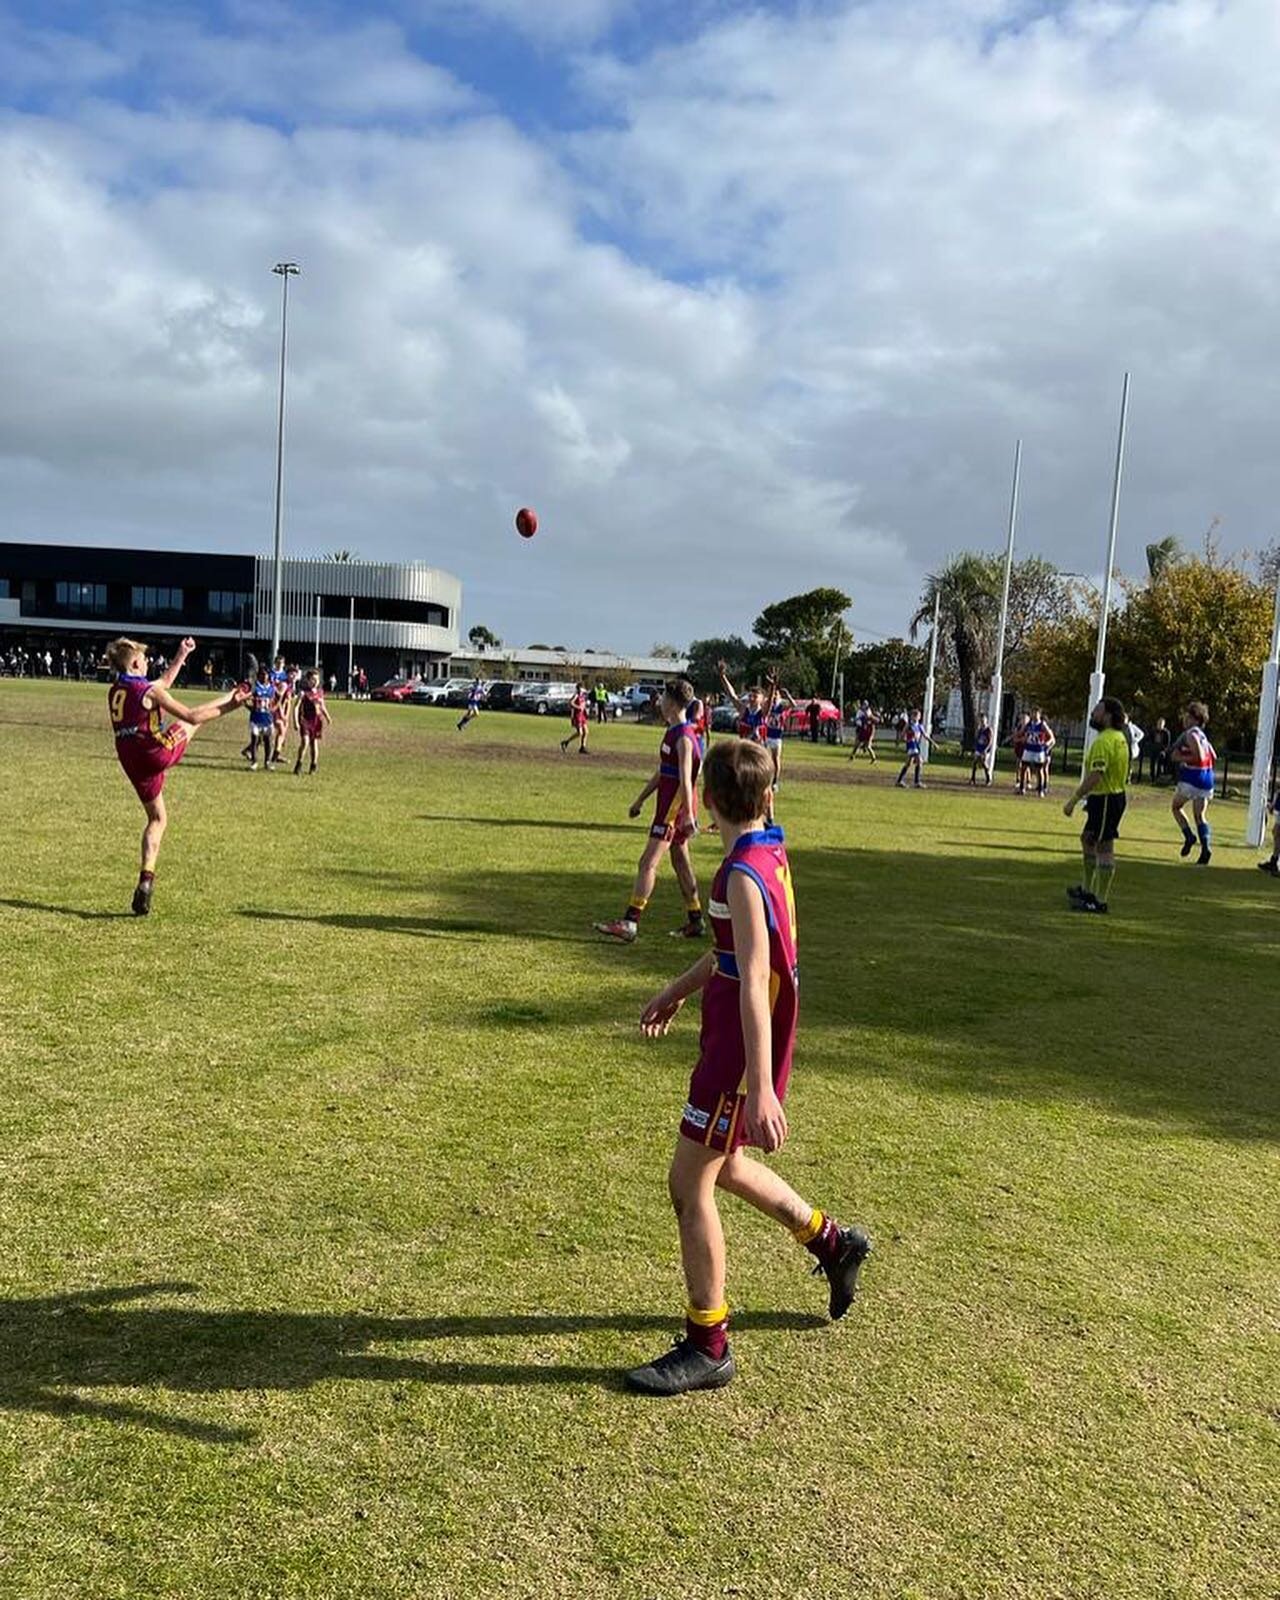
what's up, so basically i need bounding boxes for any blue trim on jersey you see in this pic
[1177,767,1215,791]
[726,862,777,932]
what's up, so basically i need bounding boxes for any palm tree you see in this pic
[910,554,1001,747]
[1145,536,1182,581]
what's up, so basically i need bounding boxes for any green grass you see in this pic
[0,680,1275,1600]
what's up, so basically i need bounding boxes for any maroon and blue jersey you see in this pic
[1023,719,1051,757]
[108,673,187,800]
[298,686,326,726]
[905,720,924,755]
[654,721,701,833]
[682,826,799,1150]
[738,706,767,743]
[1177,726,1216,791]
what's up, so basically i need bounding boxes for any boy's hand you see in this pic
[1063,797,1076,817]
[230,684,252,705]
[629,800,643,819]
[745,1088,788,1154]
[640,989,684,1038]
[178,637,196,658]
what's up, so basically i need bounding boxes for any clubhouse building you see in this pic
[0,540,461,683]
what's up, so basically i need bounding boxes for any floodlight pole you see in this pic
[314,593,322,670]
[921,591,941,764]
[988,438,1022,739]
[1084,371,1130,765]
[1245,573,1280,848]
[269,262,300,663]
[347,595,355,696]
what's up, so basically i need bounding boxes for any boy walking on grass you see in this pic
[625,737,871,1396]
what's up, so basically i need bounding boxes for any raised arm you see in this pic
[156,637,195,693]
[718,660,743,708]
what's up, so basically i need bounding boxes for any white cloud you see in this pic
[3,1,1280,655]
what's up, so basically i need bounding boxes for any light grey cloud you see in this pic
[3,1,1279,659]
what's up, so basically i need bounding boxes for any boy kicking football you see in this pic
[107,636,250,914]
[625,737,870,1395]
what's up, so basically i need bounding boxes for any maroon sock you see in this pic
[624,904,645,924]
[803,1214,843,1268]
[139,870,156,887]
[685,1311,729,1360]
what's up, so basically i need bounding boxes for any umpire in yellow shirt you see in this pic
[1063,697,1131,914]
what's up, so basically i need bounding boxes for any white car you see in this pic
[410,676,471,705]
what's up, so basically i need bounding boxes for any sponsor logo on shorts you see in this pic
[681,1103,710,1130]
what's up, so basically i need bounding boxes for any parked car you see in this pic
[710,704,738,733]
[781,700,843,740]
[371,675,421,703]
[513,681,577,715]
[408,676,472,706]
[482,681,519,710]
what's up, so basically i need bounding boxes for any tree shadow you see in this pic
[0,1284,824,1443]
[0,898,133,921]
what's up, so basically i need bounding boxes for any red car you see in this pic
[780,700,842,734]
[370,675,421,703]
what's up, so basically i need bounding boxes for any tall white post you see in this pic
[1084,371,1130,763]
[269,261,300,662]
[921,591,941,765]
[347,594,355,695]
[1245,575,1280,848]
[988,438,1022,738]
[314,593,321,669]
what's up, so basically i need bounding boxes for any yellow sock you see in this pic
[792,1207,824,1245]
[686,1301,729,1326]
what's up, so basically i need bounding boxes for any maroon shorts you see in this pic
[679,1053,794,1154]
[650,813,696,846]
[116,728,188,804]
[299,718,324,741]
[572,713,588,732]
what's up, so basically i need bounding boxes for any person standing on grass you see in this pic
[595,681,705,944]
[1168,701,1216,865]
[293,669,332,774]
[593,680,610,724]
[894,709,929,789]
[561,682,591,755]
[456,677,486,732]
[1021,708,1056,797]
[1063,696,1131,915]
[624,737,871,1396]
[244,662,277,769]
[763,674,797,794]
[1010,714,1028,792]
[107,636,250,915]
[270,659,294,766]
[849,701,878,764]
[970,714,995,786]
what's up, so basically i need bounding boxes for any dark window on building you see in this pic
[56,581,108,614]
[131,585,184,617]
[0,579,9,598]
[208,589,252,618]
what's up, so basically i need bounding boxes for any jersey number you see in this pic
[109,688,127,724]
[775,865,797,945]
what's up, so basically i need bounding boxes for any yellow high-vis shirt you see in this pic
[1088,728,1130,795]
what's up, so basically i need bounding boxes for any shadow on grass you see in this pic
[238,906,598,946]
[0,1284,824,1443]
[418,812,638,835]
[0,898,133,921]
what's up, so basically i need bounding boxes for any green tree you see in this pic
[844,638,929,712]
[756,648,819,698]
[911,555,999,746]
[468,624,501,649]
[650,642,681,659]
[752,588,851,657]
[687,636,752,693]
[1145,536,1183,582]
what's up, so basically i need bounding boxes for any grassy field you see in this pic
[0,678,1276,1600]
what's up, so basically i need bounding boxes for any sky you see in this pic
[2,0,1279,653]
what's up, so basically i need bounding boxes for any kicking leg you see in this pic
[134,794,168,915]
[717,1147,871,1321]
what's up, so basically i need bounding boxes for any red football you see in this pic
[515,506,538,539]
